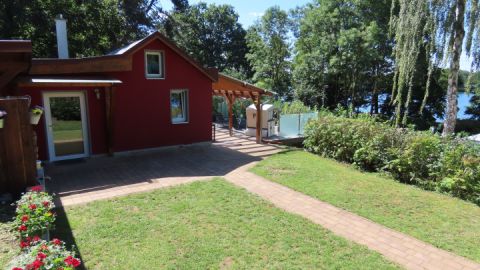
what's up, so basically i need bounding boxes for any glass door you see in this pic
[43,92,89,161]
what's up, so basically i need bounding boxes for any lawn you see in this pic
[251,150,480,263]
[54,179,398,269]
[0,206,18,268]
[53,120,82,141]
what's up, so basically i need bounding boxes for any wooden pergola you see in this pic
[212,74,272,143]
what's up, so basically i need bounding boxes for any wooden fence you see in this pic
[0,97,37,195]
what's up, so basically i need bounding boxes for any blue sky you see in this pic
[159,0,310,27]
[159,0,473,70]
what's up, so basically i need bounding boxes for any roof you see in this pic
[17,76,122,87]
[29,32,218,82]
[212,73,273,98]
[0,40,32,94]
[247,104,274,111]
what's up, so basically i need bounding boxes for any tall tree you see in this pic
[159,2,251,75]
[293,0,393,111]
[389,0,480,134]
[246,6,291,97]
[0,0,160,57]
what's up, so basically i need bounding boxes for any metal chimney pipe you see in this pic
[55,14,69,59]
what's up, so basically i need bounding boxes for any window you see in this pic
[170,90,188,123]
[145,51,164,78]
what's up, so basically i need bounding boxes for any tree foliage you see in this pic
[0,0,160,57]
[293,0,393,112]
[246,6,292,98]
[389,0,480,133]
[159,2,251,75]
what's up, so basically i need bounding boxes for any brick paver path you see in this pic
[225,163,480,270]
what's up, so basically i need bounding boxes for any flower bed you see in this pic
[7,238,81,270]
[7,187,81,270]
[12,186,55,240]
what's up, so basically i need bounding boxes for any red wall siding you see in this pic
[18,87,107,161]
[20,38,212,160]
[108,40,212,152]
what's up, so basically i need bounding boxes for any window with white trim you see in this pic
[170,90,188,123]
[145,51,164,78]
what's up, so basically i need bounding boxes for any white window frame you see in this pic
[170,89,189,124]
[144,50,165,79]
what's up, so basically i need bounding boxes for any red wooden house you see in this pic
[12,31,218,161]
[1,19,270,166]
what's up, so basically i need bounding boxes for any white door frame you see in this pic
[43,91,90,161]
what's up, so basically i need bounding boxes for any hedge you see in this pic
[303,115,480,205]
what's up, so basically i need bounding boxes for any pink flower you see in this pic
[21,215,29,222]
[51,238,62,245]
[18,224,27,231]
[32,236,41,242]
[30,186,43,192]
[28,204,37,210]
[42,201,49,207]
[36,252,47,260]
[64,256,81,267]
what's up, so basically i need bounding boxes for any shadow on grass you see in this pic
[53,201,87,270]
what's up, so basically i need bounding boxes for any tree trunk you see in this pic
[443,0,465,136]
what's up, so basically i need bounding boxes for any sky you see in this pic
[159,0,310,27]
[159,0,474,70]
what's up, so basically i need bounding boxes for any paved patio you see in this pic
[46,128,284,206]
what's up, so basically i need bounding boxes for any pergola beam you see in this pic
[212,74,272,143]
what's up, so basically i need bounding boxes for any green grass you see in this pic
[55,179,398,269]
[0,206,18,269]
[53,120,82,141]
[251,150,480,262]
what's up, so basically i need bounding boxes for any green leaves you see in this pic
[246,6,292,97]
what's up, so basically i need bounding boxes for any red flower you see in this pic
[20,241,29,248]
[32,236,41,242]
[28,260,43,270]
[51,238,62,245]
[64,256,81,267]
[18,224,27,231]
[36,252,47,260]
[30,186,43,192]
[11,267,23,270]
[21,215,29,222]
[28,204,37,210]
[42,201,49,207]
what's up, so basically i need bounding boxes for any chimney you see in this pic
[55,14,69,59]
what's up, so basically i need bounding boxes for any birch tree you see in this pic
[389,0,480,135]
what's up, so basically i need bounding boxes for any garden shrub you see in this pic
[304,115,480,205]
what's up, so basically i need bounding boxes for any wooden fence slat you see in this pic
[0,98,36,195]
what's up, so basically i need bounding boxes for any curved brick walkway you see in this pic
[225,163,480,270]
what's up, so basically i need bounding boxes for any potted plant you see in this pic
[0,110,6,128]
[30,106,44,125]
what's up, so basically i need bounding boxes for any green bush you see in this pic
[304,115,480,205]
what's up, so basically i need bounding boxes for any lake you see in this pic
[360,92,474,121]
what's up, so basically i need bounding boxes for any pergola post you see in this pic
[223,93,235,136]
[254,95,262,144]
